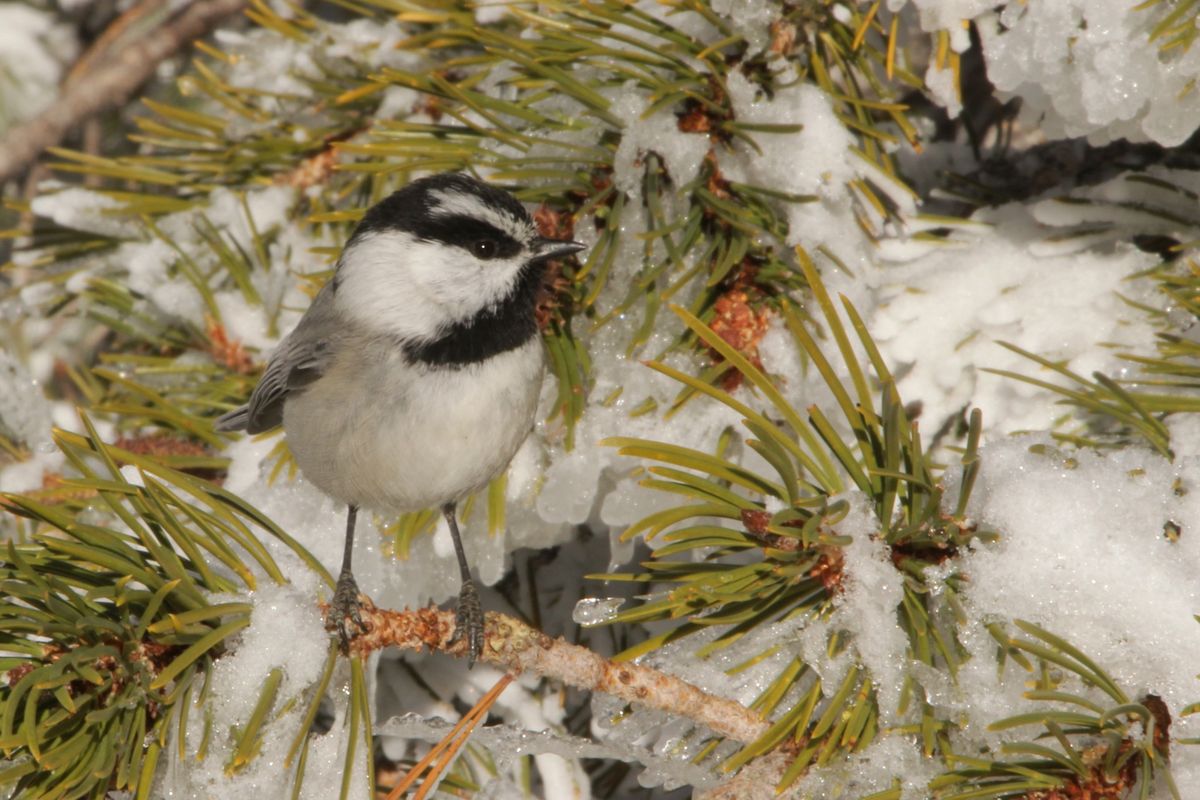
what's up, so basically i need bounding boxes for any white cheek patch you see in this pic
[409,247,527,321]
[428,188,534,244]
[334,231,449,340]
[334,230,527,342]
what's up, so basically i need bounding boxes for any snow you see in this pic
[870,203,1159,434]
[213,29,316,101]
[29,186,137,239]
[900,0,994,37]
[0,457,44,494]
[159,574,366,800]
[887,0,1200,147]
[975,2,1200,146]
[323,19,413,70]
[378,710,717,791]
[535,450,605,525]
[0,5,77,134]
[118,464,144,486]
[21,183,312,359]
[723,74,870,256]
[487,671,591,798]
[960,439,1200,740]
[791,732,938,799]
[924,61,960,119]
[611,89,711,199]
[710,0,776,55]
[0,351,60,501]
[206,578,330,726]
[0,350,50,451]
[830,496,909,725]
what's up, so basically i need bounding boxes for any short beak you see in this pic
[532,237,586,261]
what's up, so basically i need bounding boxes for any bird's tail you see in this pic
[214,406,250,432]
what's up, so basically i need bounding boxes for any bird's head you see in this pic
[332,173,584,343]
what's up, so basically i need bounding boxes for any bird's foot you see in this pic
[326,569,368,653]
[453,579,485,668]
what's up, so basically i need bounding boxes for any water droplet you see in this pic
[572,596,624,627]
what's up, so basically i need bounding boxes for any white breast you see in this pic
[283,338,544,513]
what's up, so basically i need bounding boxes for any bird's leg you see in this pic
[443,503,484,667]
[327,504,368,652]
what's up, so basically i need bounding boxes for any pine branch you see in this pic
[348,599,769,745]
[0,0,249,184]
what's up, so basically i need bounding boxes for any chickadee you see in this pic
[217,173,585,665]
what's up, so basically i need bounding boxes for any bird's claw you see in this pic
[453,579,485,668]
[327,569,368,653]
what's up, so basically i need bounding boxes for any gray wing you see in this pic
[215,282,341,434]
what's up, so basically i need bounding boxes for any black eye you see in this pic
[473,239,498,259]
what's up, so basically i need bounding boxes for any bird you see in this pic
[216,173,585,665]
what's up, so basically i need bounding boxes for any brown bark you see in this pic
[0,0,248,185]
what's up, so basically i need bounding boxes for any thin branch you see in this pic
[0,0,248,185]
[65,0,170,87]
[350,600,770,745]
[383,673,514,800]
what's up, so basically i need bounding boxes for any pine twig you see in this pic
[64,0,169,87]
[0,0,248,184]
[347,599,770,745]
[383,673,515,800]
